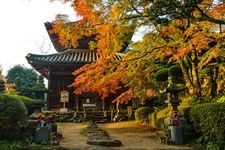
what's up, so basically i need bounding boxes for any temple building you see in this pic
[26,22,123,111]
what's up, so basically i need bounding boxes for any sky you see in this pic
[0,0,77,76]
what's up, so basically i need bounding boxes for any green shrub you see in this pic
[178,106,191,119]
[155,68,168,81]
[0,94,27,140]
[135,107,153,123]
[0,141,21,150]
[148,106,172,129]
[168,65,183,77]
[10,95,34,115]
[189,95,212,105]
[216,95,225,103]
[190,103,225,143]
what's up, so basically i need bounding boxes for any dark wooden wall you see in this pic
[48,75,75,110]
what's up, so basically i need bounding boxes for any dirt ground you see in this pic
[57,122,191,150]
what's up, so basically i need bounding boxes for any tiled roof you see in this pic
[26,49,124,78]
[26,49,99,64]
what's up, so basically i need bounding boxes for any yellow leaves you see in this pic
[110,2,123,21]
[184,25,200,38]
[4,83,18,95]
[198,47,220,69]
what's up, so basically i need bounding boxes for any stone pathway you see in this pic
[57,122,192,150]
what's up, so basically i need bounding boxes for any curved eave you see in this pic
[26,49,98,65]
[26,49,98,78]
[26,49,124,78]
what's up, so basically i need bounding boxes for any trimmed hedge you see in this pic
[135,107,153,123]
[190,103,225,143]
[0,94,27,140]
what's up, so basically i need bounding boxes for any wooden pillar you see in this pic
[47,67,51,110]
[76,96,79,112]
[102,100,105,111]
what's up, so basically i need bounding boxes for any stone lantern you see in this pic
[166,76,186,111]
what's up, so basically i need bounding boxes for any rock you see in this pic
[88,133,110,141]
[81,120,122,147]
[86,120,97,129]
[87,139,122,147]
[87,146,114,150]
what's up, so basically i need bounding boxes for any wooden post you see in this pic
[110,105,114,122]
[83,107,86,120]
[76,97,79,112]
[102,100,105,111]
[47,67,51,110]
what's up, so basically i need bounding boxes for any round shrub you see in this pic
[0,94,27,140]
[168,64,183,77]
[135,107,154,123]
[190,103,225,143]
[155,68,168,81]
[11,95,34,115]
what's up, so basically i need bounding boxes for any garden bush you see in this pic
[168,64,183,77]
[135,107,153,123]
[190,103,225,143]
[10,95,34,115]
[155,68,168,81]
[0,141,21,150]
[0,94,28,140]
[216,95,225,103]
[148,106,171,129]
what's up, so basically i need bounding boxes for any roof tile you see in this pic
[26,49,98,64]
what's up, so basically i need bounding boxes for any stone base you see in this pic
[60,108,68,112]
[87,139,122,147]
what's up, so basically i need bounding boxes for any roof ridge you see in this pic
[58,49,94,54]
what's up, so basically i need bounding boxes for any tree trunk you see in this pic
[208,66,219,97]
[178,56,201,96]
[178,59,194,95]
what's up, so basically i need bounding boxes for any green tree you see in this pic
[0,66,5,93]
[6,65,38,98]
[32,75,47,100]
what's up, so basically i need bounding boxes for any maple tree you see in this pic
[51,0,225,103]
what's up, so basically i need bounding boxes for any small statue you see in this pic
[37,113,46,127]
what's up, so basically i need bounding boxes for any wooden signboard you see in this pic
[60,90,69,103]
[60,90,69,112]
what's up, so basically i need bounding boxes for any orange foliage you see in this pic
[73,0,102,25]
[113,89,133,104]
[146,88,157,97]
[198,0,213,5]
[51,0,225,102]
[69,57,123,99]
[210,4,225,19]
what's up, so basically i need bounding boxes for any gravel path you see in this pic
[57,122,191,150]
[57,123,89,148]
